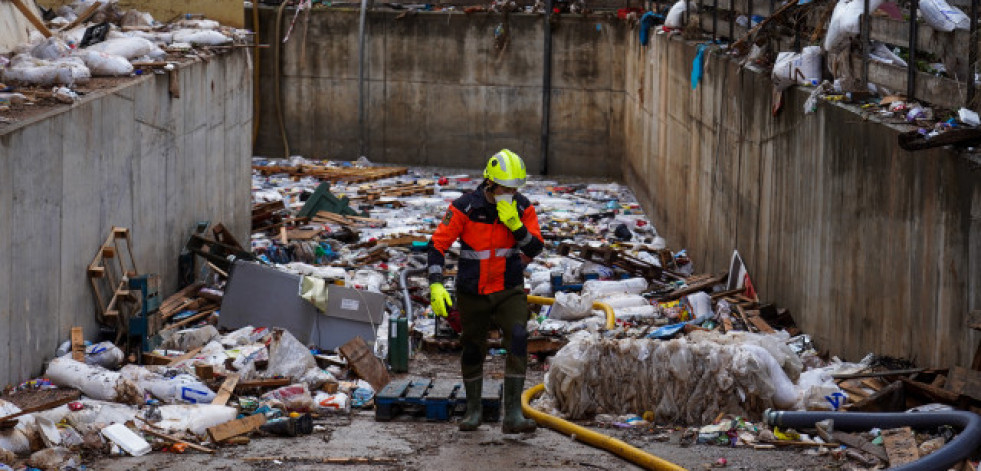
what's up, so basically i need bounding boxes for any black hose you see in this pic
[764,409,981,471]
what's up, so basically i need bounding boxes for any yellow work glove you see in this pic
[429,282,452,317]
[496,199,523,231]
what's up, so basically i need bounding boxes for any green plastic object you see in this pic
[388,317,409,373]
[297,183,367,219]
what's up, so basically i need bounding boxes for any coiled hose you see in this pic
[764,409,981,470]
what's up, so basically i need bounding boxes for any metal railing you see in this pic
[684,0,980,109]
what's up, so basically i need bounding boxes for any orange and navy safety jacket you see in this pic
[428,182,545,295]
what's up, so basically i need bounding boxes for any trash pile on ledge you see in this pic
[0,0,249,121]
[1,158,979,470]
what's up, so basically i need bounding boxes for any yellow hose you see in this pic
[527,295,616,330]
[522,383,686,471]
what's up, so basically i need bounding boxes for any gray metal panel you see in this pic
[219,261,317,344]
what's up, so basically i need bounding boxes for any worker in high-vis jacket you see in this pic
[427,149,544,433]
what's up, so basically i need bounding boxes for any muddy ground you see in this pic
[89,352,841,471]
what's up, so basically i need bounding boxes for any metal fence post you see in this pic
[862,0,870,86]
[729,0,735,40]
[907,0,917,100]
[968,0,979,107]
[714,0,719,41]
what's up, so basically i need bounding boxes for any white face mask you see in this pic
[495,193,513,204]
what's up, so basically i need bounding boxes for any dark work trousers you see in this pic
[456,286,530,381]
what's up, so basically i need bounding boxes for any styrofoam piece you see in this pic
[100,423,150,457]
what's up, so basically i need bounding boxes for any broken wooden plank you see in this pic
[831,431,889,462]
[945,366,981,402]
[166,346,203,366]
[746,314,775,333]
[207,414,266,443]
[195,364,214,381]
[70,327,84,362]
[881,427,919,467]
[846,380,905,412]
[901,377,961,404]
[140,427,214,453]
[339,336,391,392]
[212,373,241,406]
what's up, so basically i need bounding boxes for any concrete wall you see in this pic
[623,32,981,367]
[0,51,253,386]
[253,8,625,177]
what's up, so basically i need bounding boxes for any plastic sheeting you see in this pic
[545,333,801,425]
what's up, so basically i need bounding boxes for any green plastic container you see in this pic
[388,317,409,373]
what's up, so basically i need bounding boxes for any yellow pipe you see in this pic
[522,383,686,471]
[527,295,616,330]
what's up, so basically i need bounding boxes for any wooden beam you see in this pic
[235,378,291,390]
[9,0,52,37]
[70,327,85,362]
[833,368,926,380]
[60,1,101,31]
[881,427,919,467]
[207,414,266,443]
[211,373,240,406]
[166,346,203,366]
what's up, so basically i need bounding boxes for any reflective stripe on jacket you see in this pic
[428,182,544,295]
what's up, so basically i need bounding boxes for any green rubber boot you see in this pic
[502,377,537,434]
[458,378,483,431]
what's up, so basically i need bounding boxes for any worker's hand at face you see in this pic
[429,282,452,317]
[496,199,523,232]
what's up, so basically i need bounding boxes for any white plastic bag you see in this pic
[772,47,822,90]
[45,357,142,402]
[262,383,314,411]
[154,405,237,436]
[172,29,232,46]
[161,325,219,351]
[31,37,70,60]
[84,341,125,368]
[313,391,350,414]
[548,292,595,321]
[664,0,692,28]
[77,50,133,76]
[263,329,316,379]
[919,0,969,31]
[1,55,90,85]
[824,0,886,52]
[87,37,166,60]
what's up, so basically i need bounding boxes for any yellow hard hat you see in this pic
[483,149,527,188]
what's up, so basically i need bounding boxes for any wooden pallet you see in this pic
[87,227,140,325]
[375,377,502,422]
[253,164,408,183]
[350,181,435,201]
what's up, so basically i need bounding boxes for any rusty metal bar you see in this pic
[968,0,978,107]
[862,0,870,86]
[907,0,917,100]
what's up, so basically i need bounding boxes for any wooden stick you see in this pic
[241,456,398,464]
[761,440,840,447]
[60,1,101,31]
[0,394,80,428]
[9,0,52,37]
[205,261,228,278]
[70,327,85,362]
[139,427,215,454]
[832,368,926,380]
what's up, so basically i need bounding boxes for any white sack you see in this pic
[824,0,886,52]
[172,29,232,46]
[87,36,165,60]
[45,357,141,402]
[77,50,133,76]
[919,0,969,31]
